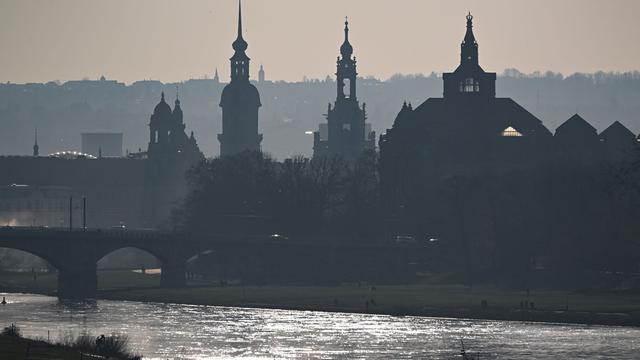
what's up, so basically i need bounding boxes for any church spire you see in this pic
[33,127,39,157]
[237,0,243,38]
[230,0,250,82]
[461,12,479,65]
[340,17,353,58]
[232,0,248,53]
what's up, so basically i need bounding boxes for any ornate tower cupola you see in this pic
[336,18,357,100]
[230,0,250,83]
[442,13,496,100]
[461,12,479,66]
[313,18,375,161]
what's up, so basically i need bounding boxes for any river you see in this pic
[1,293,639,359]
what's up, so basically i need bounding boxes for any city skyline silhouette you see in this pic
[0,0,639,83]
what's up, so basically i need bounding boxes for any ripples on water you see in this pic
[0,293,639,359]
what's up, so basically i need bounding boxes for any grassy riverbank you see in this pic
[1,334,92,360]
[3,270,640,326]
[0,333,138,360]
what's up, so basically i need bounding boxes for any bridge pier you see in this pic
[160,261,186,288]
[57,263,97,298]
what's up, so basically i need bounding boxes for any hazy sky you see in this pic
[1,0,638,84]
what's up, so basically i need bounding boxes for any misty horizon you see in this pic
[5,68,640,86]
[1,0,639,84]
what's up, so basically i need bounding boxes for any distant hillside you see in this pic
[1,70,638,160]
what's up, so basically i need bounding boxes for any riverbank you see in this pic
[0,333,137,360]
[97,283,640,327]
[2,270,640,327]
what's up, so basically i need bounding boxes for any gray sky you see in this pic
[0,0,638,84]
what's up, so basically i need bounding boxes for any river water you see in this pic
[1,293,639,359]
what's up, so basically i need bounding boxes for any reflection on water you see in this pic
[1,292,639,359]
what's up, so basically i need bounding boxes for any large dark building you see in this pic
[380,13,554,183]
[378,13,637,239]
[218,1,262,156]
[313,19,375,161]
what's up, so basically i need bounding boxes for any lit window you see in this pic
[459,78,479,93]
[501,126,523,137]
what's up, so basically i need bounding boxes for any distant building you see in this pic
[313,19,375,161]
[148,92,202,162]
[81,133,123,158]
[32,128,39,157]
[213,68,220,83]
[218,0,262,156]
[0,184,71,227]
[0,92,204,229]
[259,64,265,84]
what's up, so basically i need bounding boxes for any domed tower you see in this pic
[148,92,173,158]
[218,0,262,156]
[313,18,374,162]
[171,92,187,144]
[148,91,202,161]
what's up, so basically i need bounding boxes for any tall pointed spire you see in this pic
[213,68,219,83]
[230,0,250,82]
[237,0,243,39]
[232,0,248,53]
[461,12,479,65]
[33,127,39,157]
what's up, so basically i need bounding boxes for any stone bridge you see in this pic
[0,227,432,298]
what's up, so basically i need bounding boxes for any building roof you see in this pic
[411,97,552,140]
[599,120,636,143]
[555,114,598,141]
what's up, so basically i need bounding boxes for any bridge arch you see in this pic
[96,246,164,289]
[0,245,64,271]
[97,246,167,267]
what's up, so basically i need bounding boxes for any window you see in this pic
[501,126,523,137]
[343,78,351,98]
[459,78,479,93]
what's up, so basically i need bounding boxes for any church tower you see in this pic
[148,91,202,162]
[213,68,220,83]
[148,92,173,159]
[442,13,496,100]
[32,127,39,157]
[313,18,374,161]
[218,0,262,156]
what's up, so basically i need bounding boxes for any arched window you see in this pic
[501,126,523,137]
[343,78,351,98]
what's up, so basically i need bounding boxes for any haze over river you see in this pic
[1,293,639,359]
